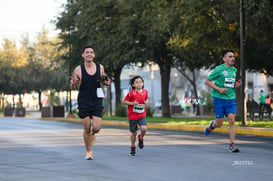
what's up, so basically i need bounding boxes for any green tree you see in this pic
[245,0,273,75]
[0,39,22,67]
[32,29,67,109]
[168,0,240,115]
[126,0,181,117]
[56,0,140,109]
[0,29,67,110]
[0,39,29,100]
[55,0,273,118]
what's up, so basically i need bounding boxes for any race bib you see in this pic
[96,88,105,98]
[133,104,145,113]
[224,78,235,88]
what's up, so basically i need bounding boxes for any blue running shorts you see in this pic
[213,97,237,118]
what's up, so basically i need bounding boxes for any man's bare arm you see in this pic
[70,66,81,89]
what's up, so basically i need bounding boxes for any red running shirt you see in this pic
[124,89,148,120]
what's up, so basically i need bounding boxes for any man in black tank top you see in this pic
[70,45,110,160]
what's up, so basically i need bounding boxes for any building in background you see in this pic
[247,72,273,102]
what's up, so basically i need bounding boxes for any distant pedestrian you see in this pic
[179,98,185,113]
[123,75,148,156]
[185,97,191,114]
[259,90,267,119]
[259,90,267,105]
[191,96,198,114]
[204,49,240,152]
[70,45,110,160]
[265,95,272,120]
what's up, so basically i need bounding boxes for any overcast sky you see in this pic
[0,0,66,47]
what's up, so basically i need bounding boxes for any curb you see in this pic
[40,118,273,137]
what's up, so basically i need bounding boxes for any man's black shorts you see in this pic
[79,108,102,119]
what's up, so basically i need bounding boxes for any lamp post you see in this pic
[69,41,72,115]
[67,0,74,117]
[240,0,247,125]
[149,62,154,108]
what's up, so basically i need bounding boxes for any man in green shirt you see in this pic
[204,49,240,152]
[259,90,267,119]
[259,90,267,104]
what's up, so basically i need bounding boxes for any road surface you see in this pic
[0,117,272,181]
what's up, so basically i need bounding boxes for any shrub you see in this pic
[146,106,154,117]
[115,104,127,117]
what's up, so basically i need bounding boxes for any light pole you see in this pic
[149,62,154,108]
[67,1,73,117]
[240,0,247,125]
[69,41,72,115]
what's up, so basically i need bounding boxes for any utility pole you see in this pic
[68,0,73,117]
[69,40,72,115]
[240,0,247,126]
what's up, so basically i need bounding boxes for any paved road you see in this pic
[0,117,273,181]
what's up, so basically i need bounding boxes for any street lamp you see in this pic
[67,1,74,117]
[148,61,154,108]
[69,41,72,115]
[240,0,247,125]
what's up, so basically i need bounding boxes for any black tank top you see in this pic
[77,63,102,110]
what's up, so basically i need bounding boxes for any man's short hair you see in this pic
[222,49,234,58]
[82,45,95,53]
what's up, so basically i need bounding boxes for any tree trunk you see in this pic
[191,71,201,115]
[38,91,42,111]
[234,56,243,121]
[160,64,171,117]
[236,88,242,120]
[12,95,15,109]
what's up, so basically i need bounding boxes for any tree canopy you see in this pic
[0,29,67,109]
[54,0,273,117]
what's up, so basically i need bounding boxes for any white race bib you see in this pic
[224,78,235,88]
[133,104,145,113]
[96,88,105,98]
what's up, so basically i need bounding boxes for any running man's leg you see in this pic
[214,118,224,128]
[91,115,102,134]
[205,97,224,134]
[227,113,239,152]
[205,117,224,135]
[87,115,102,147]
[82,116,92,151]
[227,113,236,144]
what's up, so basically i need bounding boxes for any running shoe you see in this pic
[85,150,93,160]
[229,143,240,152]
[129,146,136,156]
[204,121,215,136]
[138,135,144,149]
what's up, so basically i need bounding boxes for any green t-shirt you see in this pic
[259,92,267,104]
[208,64,237,100]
